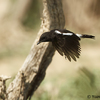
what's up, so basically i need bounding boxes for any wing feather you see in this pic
[53,40,63,56]
[52,33,81,61]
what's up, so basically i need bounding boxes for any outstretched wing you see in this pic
[52,33,81,61]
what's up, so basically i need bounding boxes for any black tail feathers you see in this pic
[81,35,95,39]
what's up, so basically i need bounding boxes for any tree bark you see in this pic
[6,0,65,100]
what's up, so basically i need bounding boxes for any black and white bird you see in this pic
[37,29,95,61]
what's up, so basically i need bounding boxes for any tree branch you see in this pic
[0,75,11,100]
[6,0,65,99]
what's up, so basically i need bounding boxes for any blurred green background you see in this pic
[0,0,100,100]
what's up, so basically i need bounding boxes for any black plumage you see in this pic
[37,29,95,61]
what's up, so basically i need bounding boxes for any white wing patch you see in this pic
[55,30,61,34]
[76,34,82,37]
[63,33,73,36]
[55,30,74,36]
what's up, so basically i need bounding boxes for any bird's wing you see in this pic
[53,37,64,56]
[52,34,81,61]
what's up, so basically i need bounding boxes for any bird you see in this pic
[37,29,95,61]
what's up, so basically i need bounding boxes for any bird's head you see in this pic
[37,32,52,45]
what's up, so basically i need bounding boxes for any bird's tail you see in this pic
[81,34,95,39]
[76,34,95,39]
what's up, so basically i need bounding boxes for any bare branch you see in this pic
[7,0,65,99]
[0,75,11,100]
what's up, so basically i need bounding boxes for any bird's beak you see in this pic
[37,41,40,45]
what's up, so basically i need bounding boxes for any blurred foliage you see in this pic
[11,0,16,3]
[31,67,100,100]
[88,0,100,17]
[0,46,29,59]
[31,92,51,100]
[22,0,41,29]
